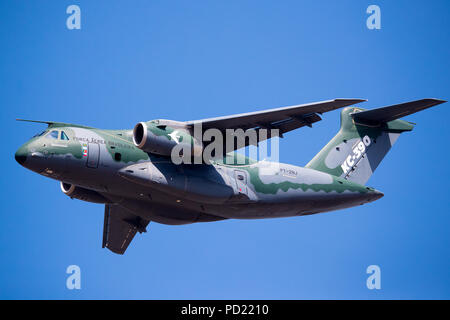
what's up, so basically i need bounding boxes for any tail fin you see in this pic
[306,99,446,185]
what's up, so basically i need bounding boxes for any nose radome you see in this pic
[374,189,384,199]
[368,189,384,201]
[15,146,28,165]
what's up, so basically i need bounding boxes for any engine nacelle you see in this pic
[132,120,202,157]
[60,182,109,203]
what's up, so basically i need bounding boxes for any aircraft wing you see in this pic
[185,99,365,154]
[102,204,150,255]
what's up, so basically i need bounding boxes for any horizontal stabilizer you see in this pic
[352,98,446,126]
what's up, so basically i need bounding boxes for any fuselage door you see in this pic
[234,170,248,195]
[87,143,100,168]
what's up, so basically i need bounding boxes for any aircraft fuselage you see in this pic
[15,125,382,225]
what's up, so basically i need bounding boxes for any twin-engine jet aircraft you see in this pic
[15,98,445,254]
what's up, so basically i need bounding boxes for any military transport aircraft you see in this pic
[15,98,445,254]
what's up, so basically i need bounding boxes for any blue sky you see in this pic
[0,0,449,299]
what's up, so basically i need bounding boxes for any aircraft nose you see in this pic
[369,189,384,201]
[15,146,28,166]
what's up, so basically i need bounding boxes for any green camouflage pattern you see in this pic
[15,117,382,226]
[306,107,414,184]
[15,98,444,254]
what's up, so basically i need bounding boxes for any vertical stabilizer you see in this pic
[306,99,445,185]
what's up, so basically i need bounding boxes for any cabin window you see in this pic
[114,153,122,161]
[237,174,244,181]
[60,131,70,141]
[46,130,59,139]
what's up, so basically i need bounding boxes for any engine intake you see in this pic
[60,182,109,203]
[132,122,147,148]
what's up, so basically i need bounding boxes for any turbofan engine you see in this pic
[132,120,202,157]
[60,182,109,203]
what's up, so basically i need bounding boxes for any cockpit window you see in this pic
[61,131,70,141]
[46,130,59,139]
[32,130,46,138]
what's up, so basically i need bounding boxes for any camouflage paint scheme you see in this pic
[16,98,445,253]
[15,109,384,226]
[306,107,414,185]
